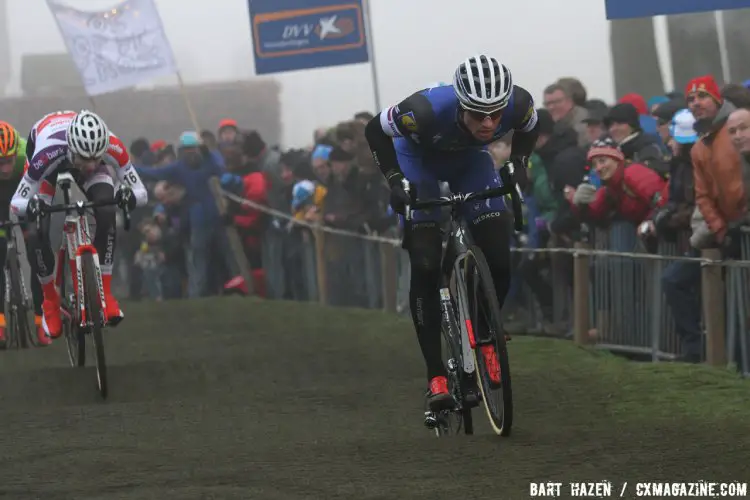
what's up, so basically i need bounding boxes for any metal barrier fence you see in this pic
[226,191,750,375]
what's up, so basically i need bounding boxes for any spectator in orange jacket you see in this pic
[689,74,744,253]
[569,137,666,225]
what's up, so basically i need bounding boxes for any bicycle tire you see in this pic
[463,245,513,436]
[60,258,85,367]
[6,247,32,349]
[82,253,107,398]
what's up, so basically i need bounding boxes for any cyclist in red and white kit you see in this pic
[10,110,148,338]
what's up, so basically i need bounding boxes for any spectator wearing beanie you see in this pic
[241,130,283,217]
[569,138,666,226]
[688,74,744,251]
[618,93,661,143]
[651,99,683,147]
[322,146,368,230]
[218,119,239,145]
[582,106,609,146]
[137,131,233,298]
[604,103,669,177]
[532,108,588,235]
[654,109,703,363]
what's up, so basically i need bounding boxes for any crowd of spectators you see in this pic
[117,72,750,365]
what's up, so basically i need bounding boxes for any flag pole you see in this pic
[362,0,381,112]
[174,69,255,295]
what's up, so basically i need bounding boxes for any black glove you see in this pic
[115,186,137,212]
[509,155,529,191]
[25,195,47,221]
[388,174,414,215]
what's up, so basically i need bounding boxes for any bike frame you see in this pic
[440,214,477,376]
[53,173,107,327]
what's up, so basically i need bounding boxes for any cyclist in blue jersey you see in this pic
[365,54,539,411]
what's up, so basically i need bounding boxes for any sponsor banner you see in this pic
[248,0,369,74]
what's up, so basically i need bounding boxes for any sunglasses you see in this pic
[463,108,504,121]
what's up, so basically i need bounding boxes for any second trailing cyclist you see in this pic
[0,121,49,346]
[364,54,540,411]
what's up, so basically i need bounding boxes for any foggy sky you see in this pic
[7,0,617,147]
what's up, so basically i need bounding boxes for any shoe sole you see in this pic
[428,393,455,412]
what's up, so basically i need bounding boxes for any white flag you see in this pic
[47,0,177,96]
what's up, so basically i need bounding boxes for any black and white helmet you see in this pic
[67,110,110,159]
[453,54,513,113]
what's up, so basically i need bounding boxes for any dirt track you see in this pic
[0,298,747,500]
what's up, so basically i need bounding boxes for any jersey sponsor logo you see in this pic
[36,112,75,133]
[109,142,123,156]
[522,104,534,123]
[399,111,418,132]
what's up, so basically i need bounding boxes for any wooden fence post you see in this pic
[313,227,327,305]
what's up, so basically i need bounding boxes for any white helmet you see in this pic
[67,110,110,159]
[453,54,513,113]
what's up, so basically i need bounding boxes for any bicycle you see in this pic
[403,160,524,437]
[35,172,132,399]
[0,219,39,350]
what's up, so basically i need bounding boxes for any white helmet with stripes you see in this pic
[453,54,513,114]
[67,110,110,160]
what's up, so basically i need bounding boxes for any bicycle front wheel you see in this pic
[82,253,107,399]
[6,247,33,349]
[60,257,85,367]
[463,245,513,436]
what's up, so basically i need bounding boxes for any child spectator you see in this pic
[135,218,165,301]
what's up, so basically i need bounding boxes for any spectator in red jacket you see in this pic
[569,137,666,225]
[220,144,269,297]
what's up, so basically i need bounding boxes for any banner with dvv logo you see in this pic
[248,0,370,74]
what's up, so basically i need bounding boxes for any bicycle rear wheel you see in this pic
[464,245,513,436]
[82,253,107,398]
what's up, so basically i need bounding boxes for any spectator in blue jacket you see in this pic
[136,131,232,298]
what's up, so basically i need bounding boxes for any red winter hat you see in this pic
[618,93,647,115]
[685,75,722,104]
[587,137,625,163]
[150,139,167,153]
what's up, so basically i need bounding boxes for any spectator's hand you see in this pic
[534,216,549,233]
[303,206,321,223]
[572,184,597,205]
[324,213,337,224]
[638,220,656,238]
[563,185,576,204]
